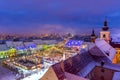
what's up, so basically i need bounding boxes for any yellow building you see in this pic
[0,48,16,59]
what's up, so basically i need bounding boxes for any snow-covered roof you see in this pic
[43,40,57,45]
[24,42,35,46]
[89,45,105,56]
[13,41,24,47]
[77,61,95,77]
[65,40,83,47]
[95,39,116,61]
[33,39,42,45]
[89,39,116,61]
[0,44,8,51]
[112,72,120,80]
[23,42,36,49]
[111,36,120,43]
[33,39,57,45]
[45,52,94,80]
[6,41,14,48]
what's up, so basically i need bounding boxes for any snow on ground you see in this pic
[21,68,48,80]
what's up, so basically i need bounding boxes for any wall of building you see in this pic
[112,48,120,64]
[100,31,110,43]
[40,67,58,80]
[86,66,114,80]
[0,48,16,59]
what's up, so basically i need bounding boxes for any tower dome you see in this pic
[100,19,110,43]
[102,19,109,31]
[91,29,96,37]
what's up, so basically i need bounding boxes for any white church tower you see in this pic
[100,19,110,43]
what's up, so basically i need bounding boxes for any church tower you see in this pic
[100,19,110,43]
[91,29,96,43]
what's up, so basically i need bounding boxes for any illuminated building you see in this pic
[65,40,83,47]
[90,29,96,43]
[110,41,120,63]
[0,44,16,58]
[100,19,110,43]
[24,42,37,54]
[16,46,27,54]
[95,19,120,64]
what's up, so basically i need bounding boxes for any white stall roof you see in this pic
[6,41,14,48]
[33,39,42,45]
[0,44,8,51]
[13,41,24,47]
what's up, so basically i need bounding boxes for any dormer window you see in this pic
[101,61,104,67]
[106,51,109,56]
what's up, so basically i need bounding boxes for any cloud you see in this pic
[35,24,77,34]
[0,0,120,35]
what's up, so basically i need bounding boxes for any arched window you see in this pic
[103,34,106,38]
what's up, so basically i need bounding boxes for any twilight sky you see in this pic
[0,0,120,36]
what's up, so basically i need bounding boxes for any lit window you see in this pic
[103,34,106,38]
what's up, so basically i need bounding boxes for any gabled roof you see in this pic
[64,53,93,74]
[48,52,93,80]
[89,39,116,61]
[52,62,65,80]
[89,46,105,56]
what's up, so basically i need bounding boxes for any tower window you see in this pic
[101,69,105,72]
[103,34,106,38]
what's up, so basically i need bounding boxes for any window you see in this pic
[106,52,109,56]
[103,34,106,38]
[101,61,104,67]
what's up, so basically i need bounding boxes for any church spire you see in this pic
[100,18,110,43]
[91,29,96,43]
[104,19,107,26]
[102,19,109,31]
[91,29,95,37]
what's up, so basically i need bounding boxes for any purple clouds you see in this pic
[0,0,120,35]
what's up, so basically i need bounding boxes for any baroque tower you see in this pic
[100,19,110,43]
[91,29,96,43]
